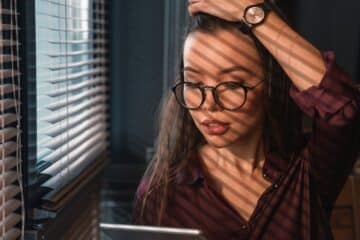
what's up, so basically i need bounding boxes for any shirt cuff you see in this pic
[289,51,359,126]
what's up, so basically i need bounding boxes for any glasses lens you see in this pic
[216,82,246,110]
[174,82,202,109]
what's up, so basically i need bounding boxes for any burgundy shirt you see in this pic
[133,51,360,240]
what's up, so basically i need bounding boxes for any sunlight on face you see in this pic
[183,29,265,148]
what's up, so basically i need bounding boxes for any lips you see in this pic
[201,119,230,135]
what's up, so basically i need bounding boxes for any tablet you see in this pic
[100,223,208,240]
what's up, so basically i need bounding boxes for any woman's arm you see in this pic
[252,11,326,91]
[188,0,326,91]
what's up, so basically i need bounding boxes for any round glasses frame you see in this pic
[171,80,264,111]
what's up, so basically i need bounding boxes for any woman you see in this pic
[133,1,360,239]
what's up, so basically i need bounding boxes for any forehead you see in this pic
[183,29,262,76]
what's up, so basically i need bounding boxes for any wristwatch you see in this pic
[239,1,272,34]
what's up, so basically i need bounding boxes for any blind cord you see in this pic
[13,0,25,238]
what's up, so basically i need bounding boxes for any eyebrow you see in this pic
[183,65,253,75]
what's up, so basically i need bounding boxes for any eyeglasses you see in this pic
[172,80,263,111]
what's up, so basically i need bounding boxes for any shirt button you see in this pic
[263,173,267,178]
[240,224,250,235]
[274,183,279,189]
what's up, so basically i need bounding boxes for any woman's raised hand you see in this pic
[187,0,264,22]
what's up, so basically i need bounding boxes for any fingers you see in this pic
[188,2,206,16]
[187,0,244,22]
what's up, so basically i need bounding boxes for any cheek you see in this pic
[188,111,202,128]
[233,90,264,120]
[228,108,263,131]
[227,94,265,134]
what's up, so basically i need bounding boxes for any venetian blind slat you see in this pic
[0,8,18,15]
[0,199,21,221]
[42,140,107,199]
[48,58,106,71]
[0,213,21,235]
[0,128,20,142]
[48,38,106,45]
[3,228,21,240]
[0,24,19,31]
[0,157,19,173]
[41,131,107,177]
[42,95,107,124]
[0,142,18,159]
[0,172,18,190]
[0,40,19,48]
[0,84,19,96]
[47,77,106,97]
[0,99,20,112]
[0,70,20,79]
[40,123,107,163]
[0,55,20,64]
[0,114,18,128]
[39,104,107,137]
[45,85,107,110]
[48,67,106,83]
[47,48,106,57]
[42,114,106,149]
[0,185,21,205]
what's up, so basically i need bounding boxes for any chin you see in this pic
[203,135,237,149]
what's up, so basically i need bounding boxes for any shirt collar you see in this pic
[175,153,205,185]
[174,148,290,185]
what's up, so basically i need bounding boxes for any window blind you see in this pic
[35,0,109,205]
[0,0,24,239]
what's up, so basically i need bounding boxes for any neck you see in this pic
[201,127,265,175]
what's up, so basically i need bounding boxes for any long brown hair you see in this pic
[135,12,303,226]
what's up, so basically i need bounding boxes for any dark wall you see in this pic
[291,0,360,80]
[110,0,126,164]
[111,0,165,164]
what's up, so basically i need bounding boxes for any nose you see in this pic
[202,87,219,111]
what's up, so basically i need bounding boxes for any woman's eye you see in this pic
[225,82,242,89]
[229,79,249,87]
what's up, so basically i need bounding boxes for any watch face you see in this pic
[245,6,265,25]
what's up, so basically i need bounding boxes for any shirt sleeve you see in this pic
[132,178,148,224]
[289,51,360,214]
[132,177,160,225]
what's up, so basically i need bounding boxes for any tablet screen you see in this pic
[100,223,208,240]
